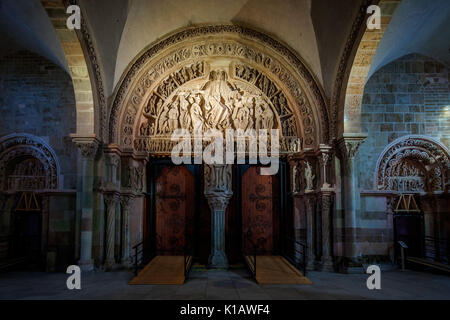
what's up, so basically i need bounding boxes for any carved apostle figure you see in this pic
[261,101,274,129]
[167,101,180,132]
[189,95,203,133]
[158,105,170,133]
[179,94,191,129]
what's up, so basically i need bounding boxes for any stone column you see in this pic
[305,192,316,270]
[104,193,119,270]
[204,164,233,269]
[338,133,367,267]
[120,194,133,267]
[316,144,333,189]
[320,190,334,271]
[316,145,335,271]
[72,136,99,271]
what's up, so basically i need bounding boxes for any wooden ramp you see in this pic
[129,256,190,285]
[248,256,312,285]
[407,257,450,274]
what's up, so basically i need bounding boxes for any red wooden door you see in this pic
[155,166,194,255]
[241,166,279,254]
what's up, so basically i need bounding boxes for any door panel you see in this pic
[241,166,279,254]
[155,166,194,255]
[394,214,423,258]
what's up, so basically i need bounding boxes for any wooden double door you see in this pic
[145,162,289,264]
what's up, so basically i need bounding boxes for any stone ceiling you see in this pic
[0,0,448,100]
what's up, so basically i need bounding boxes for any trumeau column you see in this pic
[104,192,120,270]
[338,133,367,268]
[72,135,99,271]
[204,164,233,269]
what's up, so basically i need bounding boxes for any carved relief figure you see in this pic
[190,95,204,133]
[305,161,315,191]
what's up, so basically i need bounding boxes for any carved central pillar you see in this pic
[338,133,367,269]
[204,164,233,269]
[72,135,99,271]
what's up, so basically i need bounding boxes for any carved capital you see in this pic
[104,193,120,208]
[72,135,100,160]
[205,191,233,212]
[338,134,367,160]
[120,194,133,210]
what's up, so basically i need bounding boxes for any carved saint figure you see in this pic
[305,161,315,191]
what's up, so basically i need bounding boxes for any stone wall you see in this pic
[354,54,449,262]
[0,50,77,189]
[0,50,78,270]
[359,53,449,190]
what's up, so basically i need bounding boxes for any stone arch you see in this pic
[342,0,402,134]
[375,135,450,193]
[41,0,106,139]
[332,0,402,138]
[0,134,61,191]
[110,25,329,154]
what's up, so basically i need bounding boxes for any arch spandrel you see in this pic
[111,26,329,155]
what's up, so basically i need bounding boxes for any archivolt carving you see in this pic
[0,134,61,191]
[375,136,450,192]
[111,25,329,152]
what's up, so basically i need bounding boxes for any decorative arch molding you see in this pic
[375,135,450,193]
[0,134,61,191]
[110,25,330,154]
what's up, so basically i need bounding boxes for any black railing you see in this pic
[132,240,195,277]
[424,236,449,264]
[243,230,257,279]
[283,236,307,276]
[132,241,146,276]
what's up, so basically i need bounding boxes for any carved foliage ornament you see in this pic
[112,25,329,150]
[0,134,61,191]
[375,136,450,192]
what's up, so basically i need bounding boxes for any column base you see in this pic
[321,256,334,272]
[103,260,120,271]
[306,255,316,271]
[208,251,229,269]
[77,259,94,272]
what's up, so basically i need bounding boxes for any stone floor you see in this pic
[0,265,449,300]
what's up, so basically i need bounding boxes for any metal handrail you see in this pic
[132,241,145,276]
[283,236,307,275]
